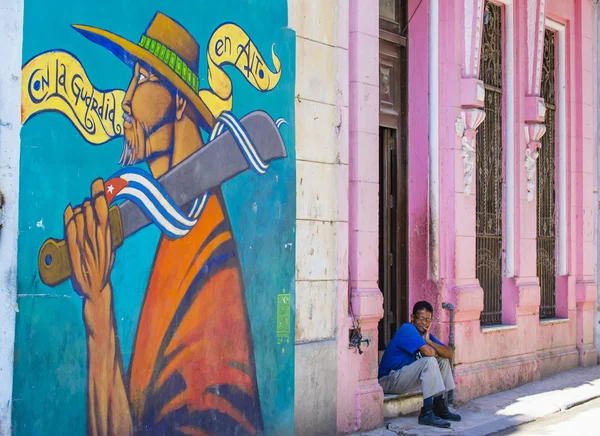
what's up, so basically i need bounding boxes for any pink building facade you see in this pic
[0,1,597,435]
[334,0,599,434]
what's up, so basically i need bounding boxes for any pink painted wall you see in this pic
[336,0,384,433]
[409,0,598,404]
[407,0,439,311]
[337,0,597,432]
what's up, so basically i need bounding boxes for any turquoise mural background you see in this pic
[13,1,295,434]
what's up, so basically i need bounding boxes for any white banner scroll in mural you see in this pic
[21,50,125,145]
[200,23,282,117]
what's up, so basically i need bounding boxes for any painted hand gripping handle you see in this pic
[38,111,287,287]
[38,206,124,287]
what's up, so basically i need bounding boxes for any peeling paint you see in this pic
[0,120,14,129]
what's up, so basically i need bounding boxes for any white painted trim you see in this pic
[495,0,516,277]
[596,0,600,364]
[465,0,473,74]
[546,18,567,276]
[527,0,535,94]
[429,0,440,280]
[506,1,516,277]
[429,0,440,279]
[0,0,24,432]
[464,0,485,77]
[545,17,566,32]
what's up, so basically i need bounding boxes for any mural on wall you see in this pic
[14,2,295,435]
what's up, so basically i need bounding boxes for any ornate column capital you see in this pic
[524,122,546,201]
[457,108,486,196]
[524,122,546,146]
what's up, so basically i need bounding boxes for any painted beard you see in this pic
[119,138,135,167]
[119,112,146,167]
[119,109,176,166]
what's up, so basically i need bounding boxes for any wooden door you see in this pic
[378,0,408,350]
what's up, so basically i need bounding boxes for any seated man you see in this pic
[378,301,461,429]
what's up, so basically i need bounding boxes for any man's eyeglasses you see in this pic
[415,315,432,323]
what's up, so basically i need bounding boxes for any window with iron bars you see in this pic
[476,1,504,326]
[537,28,557,319]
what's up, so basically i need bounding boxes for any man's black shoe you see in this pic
[433,396,462,421]
[418,406,451,428]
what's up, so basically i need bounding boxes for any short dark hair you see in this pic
[412,301,434,315]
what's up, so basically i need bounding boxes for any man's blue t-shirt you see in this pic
[378,323,446,378]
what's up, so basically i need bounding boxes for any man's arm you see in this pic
[424,328,454,359]
[65,179,133,435]
[418,343,437,357]
[84,285,133,436]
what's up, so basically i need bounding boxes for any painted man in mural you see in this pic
[61,13,264,435]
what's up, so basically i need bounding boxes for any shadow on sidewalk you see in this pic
[359,365,600,436]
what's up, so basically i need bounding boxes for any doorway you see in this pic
[378,0,408,350]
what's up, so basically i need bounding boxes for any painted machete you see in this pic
[38,110,287,287]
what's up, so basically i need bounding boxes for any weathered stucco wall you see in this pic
[289,1,346,435]
[0,0,24,434]
[596,0,600,366]
[338,0,384,433]
[426,0,599,403]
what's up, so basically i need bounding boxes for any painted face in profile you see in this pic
[120,62,176,166]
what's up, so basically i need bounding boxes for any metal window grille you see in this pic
[476,1,504,326]
[537,29,557,319]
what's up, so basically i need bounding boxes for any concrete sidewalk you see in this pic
[354,365,600,436]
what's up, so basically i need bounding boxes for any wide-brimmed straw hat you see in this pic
[73,12,215,131]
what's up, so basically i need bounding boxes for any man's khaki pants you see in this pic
[378,356,455,399]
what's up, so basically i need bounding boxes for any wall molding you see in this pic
[461,0,515,275]
[546,18,567,276]
[527,0,548,96]
[463,0,485,78]
[491,0,516,277]
[429,0,440,280]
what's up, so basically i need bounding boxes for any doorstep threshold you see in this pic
[384,389,423,402]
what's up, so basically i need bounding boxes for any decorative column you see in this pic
[336,0,384,432]
[460,0,486,196]
[524,0,547,200]
[573,0,598,367]
[449,0,489,403]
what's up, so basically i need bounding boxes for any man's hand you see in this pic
[424,326,432,344]
[423,326,455,360]
[418,326,437,357]
[66,180,133,434]
[64,179,115,300]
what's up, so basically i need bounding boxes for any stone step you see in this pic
[383,390,423,419]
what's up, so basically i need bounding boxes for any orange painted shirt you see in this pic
[127,194,262,435]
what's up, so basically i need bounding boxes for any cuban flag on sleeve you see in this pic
[102,112,286,239]
[104,167,209,239]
